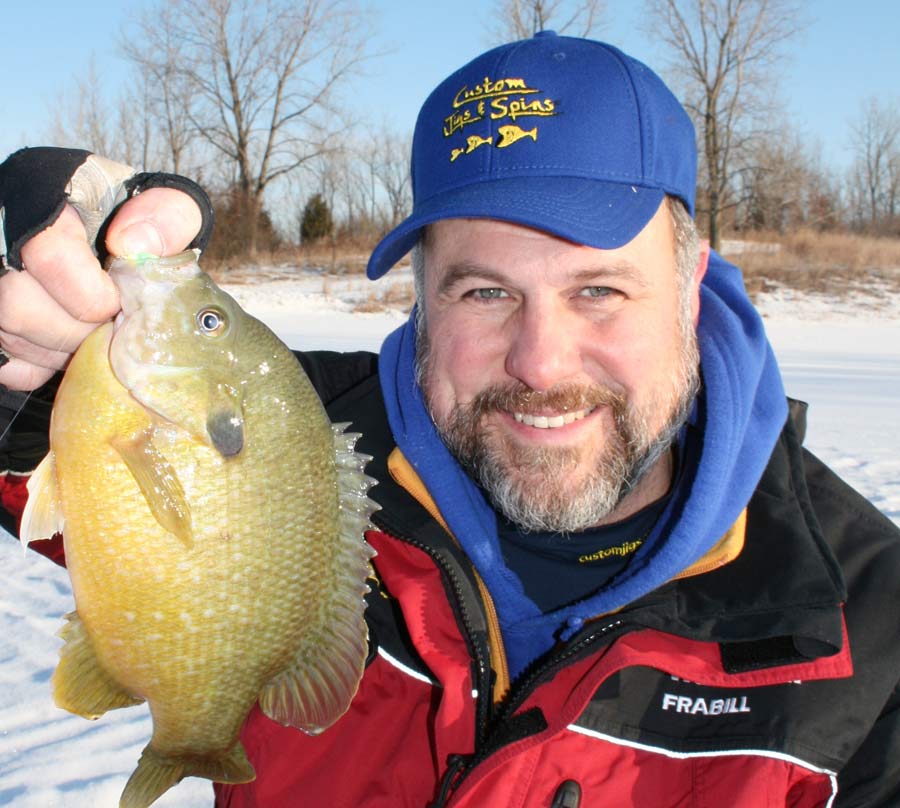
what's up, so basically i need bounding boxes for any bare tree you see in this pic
[847,97,900,232]
[377,132,412,227]
[125,5,199,175]
[305,128,411,244]
[360,129,411,230]
[116,74,155,171]
[488,0,604,42]
[128,0,374,256]
[644,0,806,249]
[735,124,840,233]
[46,58,119,157]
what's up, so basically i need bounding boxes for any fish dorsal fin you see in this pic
[110,428,193,548]
[258,422,378,734]
[20,451,65,550]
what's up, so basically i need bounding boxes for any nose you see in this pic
[504,299,582,392]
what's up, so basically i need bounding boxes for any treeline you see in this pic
[44,0,899,259]
[702,108,900,240]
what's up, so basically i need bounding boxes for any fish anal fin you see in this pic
[110,428,193,548]
[20,452,64,549]
[120,742,255,808]
[52,611,143,719]
[258,617,369,735]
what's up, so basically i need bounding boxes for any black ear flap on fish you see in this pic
[207,382,244,457]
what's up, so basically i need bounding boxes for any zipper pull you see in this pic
[430,753,468,808]
[550,779,582,808]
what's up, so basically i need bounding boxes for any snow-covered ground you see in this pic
[1,271,897,807]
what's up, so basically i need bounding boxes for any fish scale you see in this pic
[21,250,376,808]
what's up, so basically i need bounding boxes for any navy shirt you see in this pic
[497,495,669,612]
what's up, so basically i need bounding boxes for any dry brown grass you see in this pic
[206,230,900,307]
[351,281,415,313]
[723,229,900,299]
[205,242,373,284]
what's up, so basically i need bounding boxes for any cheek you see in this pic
[423,318,507,414]
[584,313,683,398]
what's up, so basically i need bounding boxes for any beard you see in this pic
[418,329,700,534]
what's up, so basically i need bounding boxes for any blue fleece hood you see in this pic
[379,249,788,679]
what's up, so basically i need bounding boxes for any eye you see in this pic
[197,307,227,335]
[469,287,508,300]
[579,286,615,298]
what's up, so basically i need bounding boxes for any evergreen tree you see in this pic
[301,193,334,242]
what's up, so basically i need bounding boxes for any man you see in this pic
[2,33,899,807]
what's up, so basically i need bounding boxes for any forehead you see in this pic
[421,203,675,283]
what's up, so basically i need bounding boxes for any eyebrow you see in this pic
[436,263,508,296]
[436,260,649,296]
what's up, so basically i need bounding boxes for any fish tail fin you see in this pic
[258,423,377,735]
[120,742,255,808]
[53,611,144,719]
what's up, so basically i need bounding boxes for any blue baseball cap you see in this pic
[367,31,696,279]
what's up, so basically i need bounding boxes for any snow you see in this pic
[1,272,898,807]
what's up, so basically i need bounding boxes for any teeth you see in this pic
[513,407,595,429]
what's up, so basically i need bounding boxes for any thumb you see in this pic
[105,187,204,258]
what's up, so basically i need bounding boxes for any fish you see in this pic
[465,134,494,153]
[497,124,538,148]
[20,249,376,808]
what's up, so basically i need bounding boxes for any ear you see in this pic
[691,239,711,327]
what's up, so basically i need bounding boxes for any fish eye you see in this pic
[197,307,227,336]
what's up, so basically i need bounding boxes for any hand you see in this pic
[0,188,202,391]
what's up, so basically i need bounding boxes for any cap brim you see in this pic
[367,177,665,279]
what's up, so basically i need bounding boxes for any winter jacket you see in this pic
[3,350,899,808]
[231,351,900,808]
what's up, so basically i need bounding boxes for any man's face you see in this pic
[417,201,704,532]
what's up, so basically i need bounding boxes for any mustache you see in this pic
[463,382,626,419]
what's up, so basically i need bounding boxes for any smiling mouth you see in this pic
[512,406,597,429]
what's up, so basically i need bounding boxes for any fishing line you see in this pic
[0,387,34,448]
[0,286,116,448]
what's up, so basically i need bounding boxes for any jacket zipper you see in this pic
[385,452,511,699]
[431,618,629,807]
[373,513,495,744]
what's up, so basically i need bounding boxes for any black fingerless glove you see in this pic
[0,147,215,274]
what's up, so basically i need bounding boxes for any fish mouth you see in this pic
[108,250,203,315]
[109,264,146,317]
[511,406,597,429]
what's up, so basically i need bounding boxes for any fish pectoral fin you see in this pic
[110,429,193,548]
[52,611,143,719]
[20,451,65,549]
[121,742,255,808]
[206,382,244,458]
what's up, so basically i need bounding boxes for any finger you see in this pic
[18,205,120,325]
[0,330,72,370]
[0,268,105,354]
[0,356,58,392]
[106,187,203,257]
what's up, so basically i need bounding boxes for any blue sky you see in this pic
[2,0,898,176]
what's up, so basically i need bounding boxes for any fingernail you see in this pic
[115,222,165,257]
